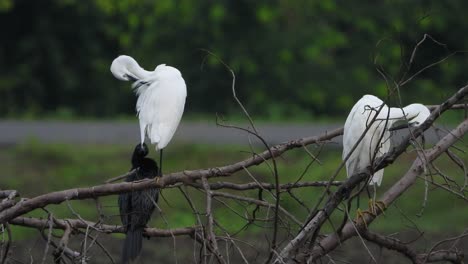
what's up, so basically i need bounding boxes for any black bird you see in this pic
[118,143,160,263]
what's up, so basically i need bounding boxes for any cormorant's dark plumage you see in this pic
[118,143,160,263]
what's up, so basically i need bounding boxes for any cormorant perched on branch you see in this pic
[118,143,160,263]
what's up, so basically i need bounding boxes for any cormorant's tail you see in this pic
[122,229,143,264]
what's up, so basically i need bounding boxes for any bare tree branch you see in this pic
[361,230,464,264]
[201,177,226,263]
[0,127,343,224]
[187,181,342,191]
[0,191,18,200]
[9,217,200,238]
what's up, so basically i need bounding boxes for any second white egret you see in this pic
[343,94,430,186]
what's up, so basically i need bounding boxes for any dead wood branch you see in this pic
[361,230,464,264]
[0,127,343,224]
[187,181,342,191]
[9,217,200,238]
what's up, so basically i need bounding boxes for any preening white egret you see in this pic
[343,94,430,185]
[342,94,430,217]
[111,55,187,174]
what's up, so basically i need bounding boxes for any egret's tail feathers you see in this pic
[122,229,143,264]
[157,124,176,150]
[139,122,147,145]
[147,125,161,147]
[369,169,384,186]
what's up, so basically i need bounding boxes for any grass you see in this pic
[0,140,466,241]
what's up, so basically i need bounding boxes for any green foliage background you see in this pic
[0,0,467,119]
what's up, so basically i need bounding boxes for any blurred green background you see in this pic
[0,0,467,120]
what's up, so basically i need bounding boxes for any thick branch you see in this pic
[0,190,18,199]
[0,127,343,224]
[9,216,199,238]
[188,181,342,191]
[361,231,463,264]
[361,230,418,262]
[427,103,467,110]
[420,250,464,264]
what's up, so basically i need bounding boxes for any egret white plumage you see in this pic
[343,94,430,185]
[342,94,430,216]
[111,55,187,175]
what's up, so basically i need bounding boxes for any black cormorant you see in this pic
[118,143,160,263]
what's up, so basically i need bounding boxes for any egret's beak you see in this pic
[389,122,417,131]
[124,74,138,82]
[389,123,410,131]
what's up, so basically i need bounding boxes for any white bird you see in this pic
[342,94,430,186]
[110,55,187,174]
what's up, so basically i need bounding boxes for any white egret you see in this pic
[111,55,187,174]
[342,94,430,215]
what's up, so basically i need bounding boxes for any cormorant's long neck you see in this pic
[131,155,141,169]
[131,151,146,169]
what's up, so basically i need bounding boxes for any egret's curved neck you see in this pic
[402,104,430,123]
[375,106,407,120]
[127,62,152,80]
[375,104,428,124]
[401,106,419,119]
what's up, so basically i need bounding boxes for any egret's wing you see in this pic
[155,75,187,149]
[343,95,389,179]
[369,169,383,186]
[343,98,368,177]
[133,75,159,144]
[133,64,187,150]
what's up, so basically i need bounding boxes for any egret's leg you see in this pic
[354,184,370,228]
[367,199,387,214]
[354,208,373,229]
[356,183,361,209]
[368,185,386,215]
[159,149,163,176]
[356,185,384,228]
[372,185,377,214]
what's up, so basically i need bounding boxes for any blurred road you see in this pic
[0,120,446,146]
[0,120,341,146]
